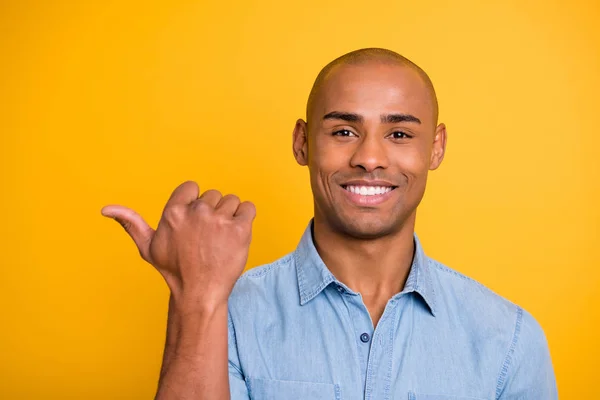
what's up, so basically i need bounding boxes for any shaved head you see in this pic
[293,46,447,241]
[306,48,439,125]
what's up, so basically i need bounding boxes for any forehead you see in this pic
[314,62,435,126]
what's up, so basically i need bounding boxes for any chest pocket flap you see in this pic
[247,377,341,400]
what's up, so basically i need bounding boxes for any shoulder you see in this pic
[428,257,555,394]
[237,251,297,285]
[426,257,532,342]
[428,257,519,318]
[497,305,556,397]
[427,256,551,352]
[228,252,298,306]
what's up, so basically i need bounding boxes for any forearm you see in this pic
[155,299,230,400]
[159,294,180,381]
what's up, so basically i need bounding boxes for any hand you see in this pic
[101,181,256,308]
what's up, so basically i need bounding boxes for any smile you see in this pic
[342,185,395,196]
[340,183,397,206]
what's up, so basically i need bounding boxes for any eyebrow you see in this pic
[381,113,421,124]
[323,111,363,123]
[323,111,421,124]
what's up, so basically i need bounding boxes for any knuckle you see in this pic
[193,200,212,214]
[220,194,241,211]
[234,220,252,236]
[204,189,222,198]
[215,212,230,225]
[242,201,257,215]
[182,180,198,188]
[163,204,186,222]
[233,222,247,233]
[225,194,240,202]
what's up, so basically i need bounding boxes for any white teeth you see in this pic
[344,185,393,196]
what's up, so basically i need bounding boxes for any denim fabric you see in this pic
[227,221,557,400]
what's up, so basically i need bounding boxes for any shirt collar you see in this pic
[294,220,437,316]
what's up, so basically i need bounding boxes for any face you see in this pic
[293,62,446,239]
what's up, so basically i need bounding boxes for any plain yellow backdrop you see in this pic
[1,0,598,398]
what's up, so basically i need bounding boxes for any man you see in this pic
[102,48,557,399]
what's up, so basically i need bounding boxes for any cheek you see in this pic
[394,144,431,179]
[309,138,350,177]
[308,140,354,206]
[308,142,333,195]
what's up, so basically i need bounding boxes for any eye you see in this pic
[332,129,358,137]
[389,131,412,139]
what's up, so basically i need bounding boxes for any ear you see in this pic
[293,119,309,166]
[429,123,447,170]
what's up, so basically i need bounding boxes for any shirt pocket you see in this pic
[246,377,341,400]
[409,393,488,400]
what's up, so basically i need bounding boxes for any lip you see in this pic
[339,183,397,207]
[341,179,396,187]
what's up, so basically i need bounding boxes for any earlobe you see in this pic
[429,123,447,170]
[292,119,309,166]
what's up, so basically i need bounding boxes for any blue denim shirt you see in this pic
[227,222,557,400]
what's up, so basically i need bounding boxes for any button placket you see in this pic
[337,288,375,394]
[364,295,400,400]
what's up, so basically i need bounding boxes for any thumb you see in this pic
[101,205,155,263]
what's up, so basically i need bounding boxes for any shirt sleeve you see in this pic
[228,309,250,400]
[497,307,558,399]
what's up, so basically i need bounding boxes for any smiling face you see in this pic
[293,59,447,240]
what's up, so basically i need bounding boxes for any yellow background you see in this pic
[1,0,598,398]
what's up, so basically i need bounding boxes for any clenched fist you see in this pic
[101,181,256,308]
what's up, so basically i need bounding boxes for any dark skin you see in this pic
[103,52,447,399]
[293,61,447,327]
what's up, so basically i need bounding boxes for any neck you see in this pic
[312,213,417,300]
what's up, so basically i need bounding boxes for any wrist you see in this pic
[171,300,229,356]
[171,292,228,320]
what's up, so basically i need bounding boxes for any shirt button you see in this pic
[337,286,345,293]
[360,333,370,343]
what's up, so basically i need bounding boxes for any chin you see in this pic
[334,215,401,240]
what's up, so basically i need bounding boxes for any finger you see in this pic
[233,201,256,222]
[165,181,200,208]
[101,205,155,263]
[215,194,240,216]
[194,189,223,209]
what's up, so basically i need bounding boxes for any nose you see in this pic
[349,135,389,172]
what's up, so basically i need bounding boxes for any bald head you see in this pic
[306,48,438,125]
